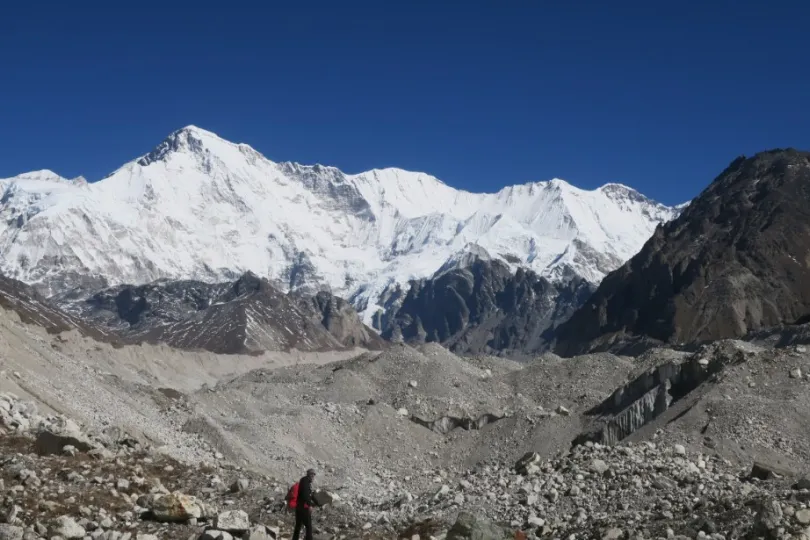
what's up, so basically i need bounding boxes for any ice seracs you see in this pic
[0,125,683,326]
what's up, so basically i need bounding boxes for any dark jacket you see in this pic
[297,475,314,509]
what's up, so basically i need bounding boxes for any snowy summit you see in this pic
[0,125,681,325]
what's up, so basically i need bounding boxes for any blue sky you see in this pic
[2,1,809,206]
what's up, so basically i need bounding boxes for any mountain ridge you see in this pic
[54,271,385,354]
[0,125,682,330]
[553,148,810,356]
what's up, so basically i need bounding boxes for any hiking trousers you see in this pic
[292,506,313,540]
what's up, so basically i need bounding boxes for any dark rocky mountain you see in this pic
[379,256,595,357]
[0,273,122,344]
[56,272,385,354]
[554,149,810,356]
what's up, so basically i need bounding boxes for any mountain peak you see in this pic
[3,169,88,187]
[9,169,65,183]
[136,125,245,167]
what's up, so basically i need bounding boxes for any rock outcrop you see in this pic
[0,273,120,344]
[381,257,594,356]
[292,290,385,349]
[554,149,810,356]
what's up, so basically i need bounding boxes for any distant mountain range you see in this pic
[0,126,684,354]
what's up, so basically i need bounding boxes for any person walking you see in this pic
[291,468,317,540]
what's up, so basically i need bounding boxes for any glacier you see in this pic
[0,125,681,326]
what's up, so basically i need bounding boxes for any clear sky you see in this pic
[2,0,809,205]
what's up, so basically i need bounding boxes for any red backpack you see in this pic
[285,482,300,511]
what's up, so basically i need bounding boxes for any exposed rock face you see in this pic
[381,258,595,356]
[56,272,383,354]
[577,341,753,446]
[292,290,385,349]
[0,273,124,348]
[0,274,98,337]
[554,149,810,356]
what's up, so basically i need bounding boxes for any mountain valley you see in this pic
[4,130,810,539]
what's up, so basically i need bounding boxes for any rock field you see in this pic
[3,303,810,539]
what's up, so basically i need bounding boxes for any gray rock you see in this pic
[590,459,609,474]
[200,531,234,540]
[446,512,510,540]
[755,498,784,539]
[795,476,810,490]
[53,516,86,539]
[35,431,93,456]
[229,478,250,493]
[603,528,624,540]
[244,526,273,540]
[514,452,541,475]
[0,524,23,540]
[150,492,204,522]
[214,510,250,533]
[312,490,333,507]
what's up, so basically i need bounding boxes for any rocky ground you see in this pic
[4,303,810,538]
[4,386,810,540]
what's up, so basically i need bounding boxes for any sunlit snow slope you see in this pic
[0,126,680,326]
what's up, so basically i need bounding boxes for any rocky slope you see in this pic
[5,293,810,539]
[55,272,383,354]
[379,254,594,356]
[554,149,810,357]
[0,273,121,345]
[0,126,680,336]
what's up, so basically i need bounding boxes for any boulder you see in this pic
[514,452,541,475]
[446,512,510,540]
[245,526,278,540]
[750,461,796,481]
[215,510,250,533]
[151,492,205,522]
[0,524,23,540]
[53,516,86,539]
[312,490,334,507]
[590,459,609,475]
[795,476,810,490]
[230,478,250,493]
[35,431,93,456]
[200,531,234,540]
[754,498,784,539]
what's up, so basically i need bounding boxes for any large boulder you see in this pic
[150,491,205,522]
[215,510,250,533]
[447,512,511,540]
[35,431,94,456]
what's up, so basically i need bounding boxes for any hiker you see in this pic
[290,468,318,540]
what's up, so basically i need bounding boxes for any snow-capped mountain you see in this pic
[0,125,681,327]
